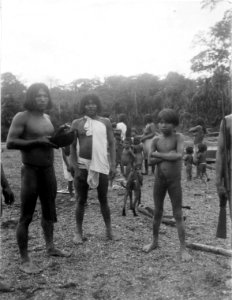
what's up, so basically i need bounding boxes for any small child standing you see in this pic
[183,146,194,181]
[61,145,75,200]
[114,130,124,174]
[143,108,192,261]
[195,143,209,181]
[121,138,135,178]
[132,136,144,170]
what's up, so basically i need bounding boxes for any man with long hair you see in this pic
[6,83,68,274]
[70,94,116,244]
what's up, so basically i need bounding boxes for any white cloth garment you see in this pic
[116,122,127,141]
[78,116,109,188]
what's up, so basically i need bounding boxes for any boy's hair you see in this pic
[24,83,52,111]
[158,108,179,126]
[118,113,127,123]
[144,114,153,124]
[185,146,193,154]
[124,137,132,144]
[112,122,117,129]
[79,94,102,115]
[193,117,207,134]
[114,129,121,139]
[198,143,207,152]
[133,136,141,145]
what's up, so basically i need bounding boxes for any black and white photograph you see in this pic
[1,0,231,299]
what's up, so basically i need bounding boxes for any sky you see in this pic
[1,0,230,86]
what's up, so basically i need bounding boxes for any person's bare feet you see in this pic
[106,229,114,240]
[19,261,41,274]
[47,248,70,257]
[142,241,158,253]
[0,281,13,292]
[180,249,192,262]
[73,233,84,245]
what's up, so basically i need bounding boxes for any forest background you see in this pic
[1,1,231,141]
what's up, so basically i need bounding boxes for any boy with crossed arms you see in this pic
[143,108,192,261]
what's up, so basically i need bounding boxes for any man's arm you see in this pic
[70,121,79,176]
[61,148,70,170]
[106,119,116,174]
[141,123,156,142]
[6,112,54,150]
[149,136,162,164]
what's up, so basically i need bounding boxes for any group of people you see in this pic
[3,82,231,278]
[183,120,209,181]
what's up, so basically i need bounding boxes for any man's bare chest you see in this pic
[25,116,54,138]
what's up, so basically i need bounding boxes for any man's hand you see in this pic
[37,137,59,148]
[109,164,116,180]
[149,157,162,165]
[2,187,15,205]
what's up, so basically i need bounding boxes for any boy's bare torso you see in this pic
[121,148,134,166]
[155,133,182,178]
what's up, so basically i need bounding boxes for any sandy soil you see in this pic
[1,147,231,300]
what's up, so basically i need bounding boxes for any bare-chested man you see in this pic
[143,108,192,261]
[6,83,68,274]
[70,94,116,244]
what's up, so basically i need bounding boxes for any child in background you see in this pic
[143,108,192,261]
[195,143,209,181]
[114,129,124,175]
[132,136,144,170]
[61,145,75,200]
[183,146,194,181]
[121,138,135,178]
[131,127,138,144]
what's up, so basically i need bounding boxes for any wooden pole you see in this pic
[186,242,232,257]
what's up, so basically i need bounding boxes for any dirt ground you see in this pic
[1,144,232,300]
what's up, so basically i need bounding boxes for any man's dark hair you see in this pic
[198,143,207,153]
[118,113,127,123]
[144,114,153,124]
[158,108,179,126]
[186,146,194,154]
[79,94,102,115]
[24,83,52,111]
[195,118,207,134]
[124,137,132,144]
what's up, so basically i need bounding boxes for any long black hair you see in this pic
[24,83,52,111]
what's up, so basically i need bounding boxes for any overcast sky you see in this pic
[1,0,229,86]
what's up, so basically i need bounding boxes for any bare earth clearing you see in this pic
[1,141,231,300]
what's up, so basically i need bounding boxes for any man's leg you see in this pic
[143,176,166,252]
[68,180,74,197]
[40,166,69,256]
[73,169,88,244]
[168,180,192,261]
[97,173,113,239]
[17,165,41,273]
[142,159,148,175]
